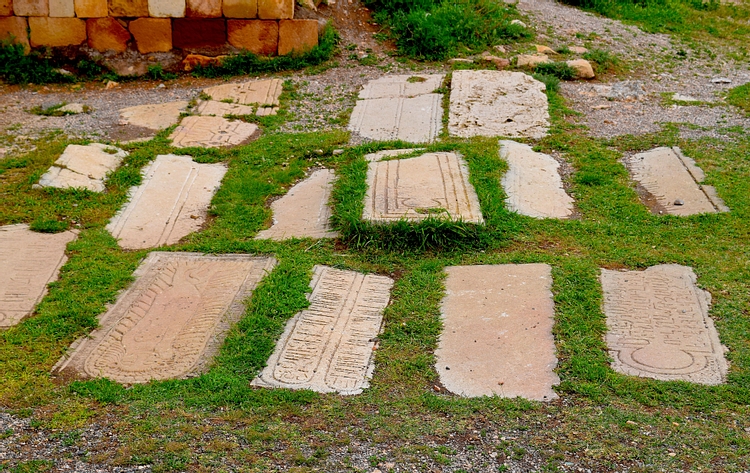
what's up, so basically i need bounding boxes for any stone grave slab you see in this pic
[363,148,420,162]
[363,152,484,224]
[449,70,549,139]
[435,264,560,401]
[106,154,227,249]
[601,264,728,385]
[252,265,393,395]
[202,79,283,106]
[625,147,728,215]
[348,94,442,143]
[0,224,77,328]
[36,143,127,193]
[119,101,189,131]
[499,140,574,219]
[53,252,276,384]
[194,100,278,118]
[255,169,338,240]
[169,116,259,148]
[358,74,444,99]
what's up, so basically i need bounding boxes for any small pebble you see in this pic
[674,198,684,206]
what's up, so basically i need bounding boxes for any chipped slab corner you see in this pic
[36,143,127,193]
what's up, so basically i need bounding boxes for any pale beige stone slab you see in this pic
[363,152,483,224]
[626,146,728,215]
[49,0,74,17]
[499,140,574,219]
[148,0,185,17]
[601,264,728,385]
[53,252,276,384]
[255,169,338,240]
[363,148,420,162]
[119,101,189,131]
[348,94,442,143]
[435,264,560,401]
[36,143,127,193]
[169,116,259,148]
[0,224,77,328]
[449,70,550,139]
[252,265,393,395]
[202,79,283,106]
[194,99,278,118]
[358,74,444,99]
[106,154,227,249]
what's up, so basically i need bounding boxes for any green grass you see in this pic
[726,82,750,116]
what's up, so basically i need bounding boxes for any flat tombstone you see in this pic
[449,70,550,139]
[363,152,484,224]
[348,94,442,143]
[203,79,283,106]
[255,169,338,240]
[53,252,276,384]
[252,265,393,395]
[358,74,444,99]
[106,154,227,249]
[625,147,728,215]
[499,140,574,219]
[435,264,560,401]
[194,100,276,117]
[0,224,77,328]
[36,143,127,193]
[363,149,420,162]
[601,264,728,385]
[119,101,188,131]
[169,116,259,148]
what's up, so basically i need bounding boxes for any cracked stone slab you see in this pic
[363,152,484,224]
[252,265,393,395]
[106,154,227,249]
[358,74,445,99]
[169,116,259,148]
[119,101,189,131]
[602,264,728,385]
[435,264,560,401]
[348,94,442,143]
[255,169,338,240]
[202,79,283,106]
[35,143,127,193]
[449,70,550,139]
[53,252,276,384]
[499,140,574,219]
[625,146,728,215]
[194,100,278,118]
[0,224,77,328]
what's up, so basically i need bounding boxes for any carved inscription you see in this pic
[348,94,442,143]
[203,79,283,106]
[601,264,728,384]
[252,266,393,394]
[169,116,259,148]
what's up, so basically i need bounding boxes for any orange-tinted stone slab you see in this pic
[278,19,317,55]
[0,0,12,16]
[29,17,86,47]
[14,0,47,16]
[0,16,30,52]
[187,0,221,16]
[258,0,291,19]
[129,18,172,53]
[109,0,149,16]
[87,17,131,53]
[74,0,107,17]
[49,0,75,17]
[222,0,256,17]
[227,19,278,55]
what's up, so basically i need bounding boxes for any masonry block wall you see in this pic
[0,0,319,57]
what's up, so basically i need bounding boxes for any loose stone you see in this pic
[36,143,127,193]
[515,54,550,68]
[169,115,259,148]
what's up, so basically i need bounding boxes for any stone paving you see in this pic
[35,143,128,192]
[203,79,284,107]
[169,115,260,148]
[119,101,189,131]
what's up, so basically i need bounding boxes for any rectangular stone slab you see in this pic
[449,70,550,139]
[202,79,282,106]
[601,264,728,385]
[363,152,484,224]
[169,116,259,148]
[36,143,127,193]
[499,140,574,219]
[435,264,560,401]
[255,168,338,240]
[358,74,444,99]
[348,94,442,143]
[106,154,227,249]
[252,265,393,395]
[54,252,276,384]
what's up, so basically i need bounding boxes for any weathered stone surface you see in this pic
[173,18,226,48]
[53,252,276,384]
[58,103,86,114]
[203,79,282,106]
[278,19,318,54]
[109,0,149,16]
[149,0,185,17]
[74,0,107,16]
[37,143,127,193]
[258,0,292,19]
[349,94,442,143]
[106,154,227,249]
[602,265,728,385]
[0,225,77,328]
[169,116,259,148]
[535,44,557,55]
[222,0,256,17]
[14,0,47,16]
[625,146,728,215]
[195,100,255,117]
[499,140,574,219]
[29,17,86,47]
[449,70,550,139]
[119,101,188,131]
[87,18,131,53]
[567,59,595,79]
[435,264,560,400]
[516,54,550,68]
[227,20,278,55]
[252,266,393,394]
[0,17,30,52]
[49,0,75,17]
[256,169,338,240]
[363,148,419,162]
[363,152,484,223]
[569,46,588,54]
[358,74,444,99]
[187,0,221,16]
[0,0,12,16]
[181,54,225,71]
[129,18,172,54]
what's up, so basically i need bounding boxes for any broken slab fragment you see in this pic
[202,79,283,106]
[252,265,393,395]
[53,252,276,384]
[194,99,256,117]
[0,224,77,328]
[363,148,421,162]
[119,101,189,131]
[106,154,227,249]
[36,143,127,193]
[363,152,484,224]
[169,115,259,148]
[435,264,560,401]
[601,264,728,385]
[357,74,444,99]
[255,169,338,240]
[499,140,574,219]
[449,70,550,139]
